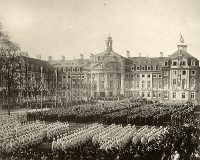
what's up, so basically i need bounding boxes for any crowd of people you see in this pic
[26,100,141,124]
[1,99,200,160]
[0,115,69,159]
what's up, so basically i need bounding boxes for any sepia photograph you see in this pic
[0,0,200,159]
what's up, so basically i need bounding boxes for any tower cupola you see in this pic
[106,35,113,52]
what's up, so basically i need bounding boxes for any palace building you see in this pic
[49,35,200,103]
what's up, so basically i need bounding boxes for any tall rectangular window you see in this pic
[191,92,195,99]
[158,92,161,98]
[125,81,129,89]
[142,81,145,88]
[173,79,176,88]
[109,81,113,89]
[147,92,150,97]
[153,81,156,88]
[153,92,156,98]
[182,79,186,89]
[158,81,161,88]
[182,93,185,99]
[136,81,140,88]
[147,81,151,89]
[131,81,134,88]
[173,92,176,99]
[141,92,145,98]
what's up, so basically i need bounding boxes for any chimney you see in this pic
[126,50,130,58]
[36,54,41,60]
[48,56,52,61]
[61,55,65,61]
[139,52,141,57]
[160,52,163,57]
[80,54,84,59]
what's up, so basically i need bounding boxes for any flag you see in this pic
[180,34,184,43]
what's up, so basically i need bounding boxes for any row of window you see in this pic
[126,74,161,79]
[125,81,161,89]
[124,91,195,99]
[164,60,196,67]
[62,67,80,72]
[131,66,161,71]
[172,92,195,99]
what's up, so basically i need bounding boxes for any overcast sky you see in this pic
[0,0,200,61]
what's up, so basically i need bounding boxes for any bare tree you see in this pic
[0,23,21,115]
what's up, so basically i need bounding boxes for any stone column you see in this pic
[113,72,117,96]
[97,73,100,95]
[104,73,108,97]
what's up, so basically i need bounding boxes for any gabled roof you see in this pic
[22,56,55,74]
[49,58,89,67]
[149,57,166,65]
[128,56,166,66]
[164,50,196,61]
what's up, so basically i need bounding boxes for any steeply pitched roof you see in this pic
[49,59,89,67]
[22,56,55,74]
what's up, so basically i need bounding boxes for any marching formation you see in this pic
[0,115,69,156]
[52,123,103,151]
[0,99,200,160]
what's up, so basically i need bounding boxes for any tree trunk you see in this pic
[8,83,11,116]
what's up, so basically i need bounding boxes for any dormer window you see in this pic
[191,60,195,66]
[147,66,151,71]
[164,61,168,66]
[182,61,186,66]
[173,61,177,66]
[142,66,145,71]
[153,66,157,71]
[68,68,71,72]
[131,66,134,71]
[136,66,140,71]
[77,67,80,72]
